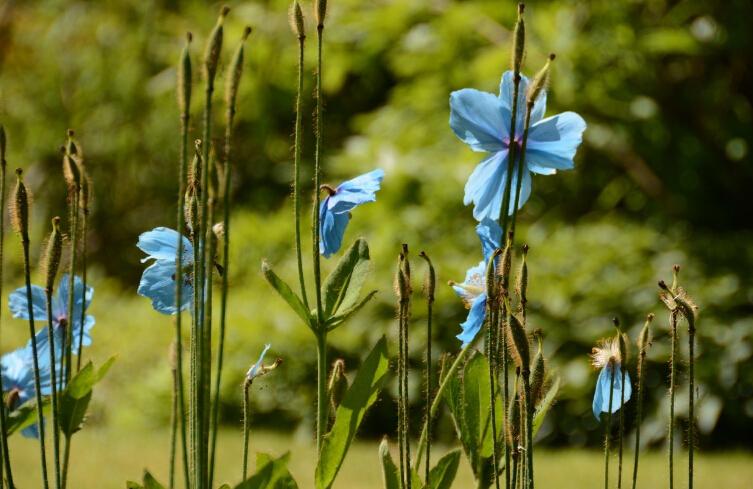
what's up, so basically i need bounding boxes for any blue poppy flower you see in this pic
[1,337,53,438]
[319,169,384,258]
[591,338,632,419]
[450,71,586,222]
[451,219,502,347]
[9,274,95,358]
[137,227,194,315]
[246,344,271,382]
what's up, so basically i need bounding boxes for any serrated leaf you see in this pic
[261,260,312,328]
[235,452,298,489]
[326,290,378,330]
[321,238,371,318]
[428,450,461,489]
[532,375,560,438]
[316,336,390,489]
[378,438,401,489]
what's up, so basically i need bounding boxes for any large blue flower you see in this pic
[319,169,384,258]
[1,333,53,438]
[591,338,632,419]
[137,227,194,315]
[9,274,95,358]
[451,219,502,347]
[450,71,586,222]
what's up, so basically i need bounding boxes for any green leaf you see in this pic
[321,238,371,318]
[326,290,378,330]
[428,450,461,489]
[6,398,50,436]
[315,336,390,489]
[125,482,142,489]
[60,358,115,437]
[378,438,401,489]
[532,375,560,438]
[142,471,166,489]
[261,260,312,328]
[235,452,298,489]
[219,485,232,489]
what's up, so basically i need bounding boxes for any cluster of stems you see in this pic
[395,247,412,488]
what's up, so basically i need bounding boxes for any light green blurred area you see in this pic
[7,429,753,488]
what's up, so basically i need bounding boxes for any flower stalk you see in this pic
[419,251,435,486]
[604,359,615,489]
[0,125,14,488]
[631,314,653,489]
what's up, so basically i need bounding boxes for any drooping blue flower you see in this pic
[591,338,632,419]
[319,169,384,258]
[450,71,586,222]
[137,227,194,315]
[451,219,502,347]
[9,274,95,358]
[1,336,53,438]
[246,344,271,382]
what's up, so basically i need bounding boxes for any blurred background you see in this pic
[1,0,752,478]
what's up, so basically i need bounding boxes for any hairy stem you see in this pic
[618,364,626,489]
[293,32,308,309]
[316,332,328,452]
[486,305,501,489]
[75,211,88,372]
[688,319,695,489]
[64,191,79,385]
[45,293,62,489]
[523,372,534,489]
[242,381,251,481]
[632,349,647,489]
[669,311,677,489]
[604,364,615,489]
[424,287,433,484]
[169,362,178,489]
[0,153,14,488]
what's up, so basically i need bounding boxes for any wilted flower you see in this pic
[319,169,384,258]
[137,227,194,314]
[450,219,502,346]
[449,71,586,222]
[591,337,632,419]
[9,274,95,357]
[246,344,281,383]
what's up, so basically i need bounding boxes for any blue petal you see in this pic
[456,293,487,347]
[328,169,384,214]
[53,274,93,330]
[592,367,607,419]
[527,112,586,173]
[319,202,351,258]
[451,260,486,300]
[463,150,509,222]
[593,365,632,420]
[449,89,508,152]
[138,260,193,315]
[246,344,272,380]
[476,219,503,261]
[137,227,193,263]
[505,167,532,216]
[8,285,47,321]
[498,71,548,134]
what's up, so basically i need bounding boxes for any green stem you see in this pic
[500,75,521,235]
[201,200,215,487]
[402,297,412,489]
[170,363,178,489]
[415,340,475,469]
[604,363,615,489]
[293,33,308,309]
[242,381,251,481]
[21,238,50,489]
[61,438,71,489]
[510,105,533,236]
[523,372,533,489]
[65,191,79,385]
[618,362,626,489]
[501,304,510,489]
[631,350,646,489]
[669,311,677,489]
[424,289,433,485]
[316,332,328,452]
[486,305,501,489]
[75,210,88,373]
[688,320,695,489]
[45,293,62,489]
[189,152,202,489]
[510,454,518,489]
[397,298,406,487]
[0,155,14,488]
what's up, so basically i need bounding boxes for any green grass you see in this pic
[7,429,753,488]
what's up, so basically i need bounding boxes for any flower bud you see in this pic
[10,168,30,240]
[511,3,526,75]
[516,243,529,304]
[62,147,81,193]
[394,253,410,304]
[204,6,229,86]
[178,32,193,119]
[419,251,435,302]
[314,0,327,29]
[328,358,348,410]
[225,27,252,118]
[42,216,64,292]
[530,331,546,405]
[289,1,305,39]
[485,248,502,303]
[506,389,521,449]
[498,238,512,293]
[526,53,555,106]
[507,313,530,373]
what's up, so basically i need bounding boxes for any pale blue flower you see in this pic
[452,219,502,347]
[9,274,95,358]
[450,71,586,222]
[137,227,194,314]
[591,338,632,419]
[246,344,271,382]
[319,169,384,258]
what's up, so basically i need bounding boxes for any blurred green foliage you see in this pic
[0,0,752,450]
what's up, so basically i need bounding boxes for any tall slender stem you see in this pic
[401,295,412,489]
[604,363,615,489]
[0,143,14,488]
[668,311,677,489]
[632,346,647,489]
[316,332,328,451]
[45,293,62,489]
[688,319,695,489]
[201,199,215,486]
[618,362,627,489]
[64,191,79,385]
[21,237,50,489]
[500,76,521,235]
[486,305,501,489]
[510,105,533,235]
[242,381,251,481]
[189,145,202,489]
[293,31,308,308]
[523,372,533,489]
[169,358,179,489]
[397,296,406,487]
[421,254,434,486]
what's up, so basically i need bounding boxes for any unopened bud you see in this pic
[507,314,530,372]
[511,3,526,75]
[204,6,229,85]
[526,54,555,106]
[419,251,436,302]
[226,27,251,118]
[289,1,305,39]
[530,331,545,405]
[10,169,30,239]
[178,32,193,118]
[42,216,64,291]
[314,0,327,28]
[328,359,348,410]
[516,244,529,304]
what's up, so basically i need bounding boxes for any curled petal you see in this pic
[527,112,586,173]
[138,260,193,315]
[456,293,487,347]
[328,169,384,214]
[450,89,508,153]
[137,227,193,263]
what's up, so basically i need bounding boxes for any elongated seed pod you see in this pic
[516,244,529,304]
[511,3,525,75]
[507,313,530,372]
[226,27,252,115]
[42,217,64,291]
[395,253,410,303]
[314,0,327,28]
[506,390,521,449]
[419,251,435,302]
[526,54,555,106]
[328,359,348,410]
[485,249,501,303]
[498,240,512,293]
[204,6,229,85]
[289,1,305,39]
[10,169,30,240]
[530,332,546,405]
[178,33,193,117]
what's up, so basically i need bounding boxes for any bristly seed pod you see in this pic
[511,3,526,75]
[507,313,530,373]
[42,216,64,292]
[204,6,229,86]
[516,243,529,304]
[485,248,502,303]
[289,1,305,39]
[526,53,555,106]
[613,317,629,365]
[178,32,193,119]
[226,26,252,117]
[530,330,546,405]
[498,239,512,293]
[314,0,327,29]
[10,168,30,240]
[394,253,410,304]
[506,389,521,449]
[419,251,436,303]
[637,314,653,378]
[328,358,348,410]
[62,146,81,193]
